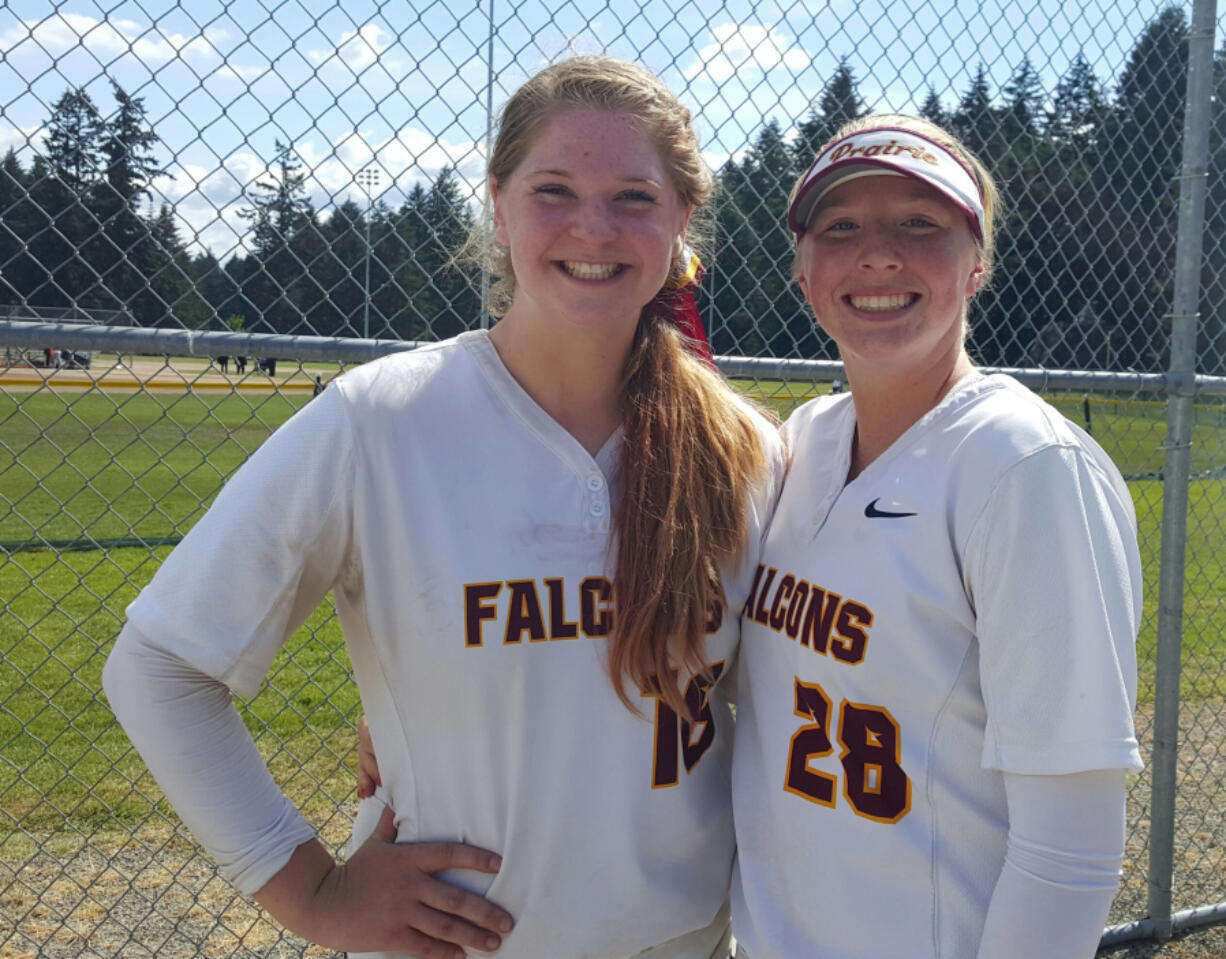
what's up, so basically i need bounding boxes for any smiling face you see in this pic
[491,107,691,340]
[796,173,983,380]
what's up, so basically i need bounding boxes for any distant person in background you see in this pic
[235,355,247,374]
[312,374,324,397]
[217,355,230,374]
[104,55,784,959]
[730,114,1142,959]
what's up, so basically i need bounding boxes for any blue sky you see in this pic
[0,0,1201,258]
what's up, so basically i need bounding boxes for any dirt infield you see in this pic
[1,821,340,958]
[0,355,328,394]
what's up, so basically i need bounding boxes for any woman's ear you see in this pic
[672,205,694,261]
[965,262,985,298]
[490,175,507,247]
[794,235,811,299]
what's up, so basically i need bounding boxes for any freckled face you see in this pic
[491,107,691,336]
[795,175,983,376]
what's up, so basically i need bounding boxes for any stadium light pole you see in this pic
[356,166,381,339]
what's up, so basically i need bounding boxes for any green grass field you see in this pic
[1,381,1224,836]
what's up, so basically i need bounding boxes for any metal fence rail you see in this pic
[10,319,1226,397]
[2,0,1225,956]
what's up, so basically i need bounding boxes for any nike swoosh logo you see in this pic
[865,498,917,519]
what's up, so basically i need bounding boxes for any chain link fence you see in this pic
[1,1,1225,955]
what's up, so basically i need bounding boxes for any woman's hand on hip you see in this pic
[256,804,513,957]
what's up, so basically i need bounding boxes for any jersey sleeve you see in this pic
[123,384,358,699]
[964,442,1143,775]
[753,411,789,546]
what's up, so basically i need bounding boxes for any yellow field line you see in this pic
[0,376,315,392]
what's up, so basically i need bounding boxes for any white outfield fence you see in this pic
[2,0,1226,955]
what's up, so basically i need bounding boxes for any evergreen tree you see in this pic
[1112,5,1187,199]
[919,88,948,128]
[389,182,434,340]
[710,157,755,355]
[421,166,478,339]
[1100,5,1189,369]
[220,253,259,333]
[239,141,316,333]
[951,64,998,159]
[37,87,106,306]
[0,148,33,304]
[981,57,1055,365]
[365,198,400,337]
[387,167,478,341]
[715,120,812,357]
[792,58,865,172]
[243,140,313,255]
[1047,52,1107,144]
[308,197,367,337]
[20,154,59,306]
[998,52,1115,371]
[191,250,243,329]
[147,203,209,327]
[44,88,103,194]
[1001,57,1043,138]
[95,82,164,323]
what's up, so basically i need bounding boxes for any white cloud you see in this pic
[0,124,47,158]
[309,24,392,71]
[683,24,810,83]
[0,13,220,63]
[149,154,264,256]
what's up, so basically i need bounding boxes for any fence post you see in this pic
[1148,0,1217,939]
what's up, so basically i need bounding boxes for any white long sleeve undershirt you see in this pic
[102,623,317,896]
[975,769,1128,959]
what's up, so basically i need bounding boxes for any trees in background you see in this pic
[34,88,104,309]
[219,160,476,339]
[1,83,195,326]
[236,140,317,334]
[0,6,1220,372]
[96,82,163,323]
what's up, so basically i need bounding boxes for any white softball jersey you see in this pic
[119,330,786,959]
[730,372,1142,959]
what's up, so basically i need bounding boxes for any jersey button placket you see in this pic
[585,474,609,533]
